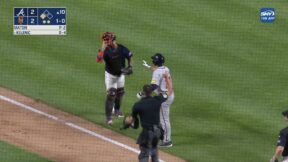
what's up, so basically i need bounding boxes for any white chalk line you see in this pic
[0,95,165,162]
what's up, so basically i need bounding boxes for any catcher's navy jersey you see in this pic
[277,127,288,156]
[103,44,132,76]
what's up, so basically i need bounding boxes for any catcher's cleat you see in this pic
[106,119,113,125]
[114,110,124,118]
[159,141,173,147]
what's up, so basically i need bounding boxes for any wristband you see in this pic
[96,50,104,62]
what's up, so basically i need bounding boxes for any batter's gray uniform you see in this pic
[151,66,174,143]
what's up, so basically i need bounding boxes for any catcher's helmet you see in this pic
[102,32,116,41]
[151,53,165,66]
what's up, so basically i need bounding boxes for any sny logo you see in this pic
[260,8,275,23]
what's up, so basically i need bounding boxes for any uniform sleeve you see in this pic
[154,95,167,103]
[277,129,288,147]
[121,45,133,59]
[151,70,160,86]
[131,104,139,129]
[132,104,138,119]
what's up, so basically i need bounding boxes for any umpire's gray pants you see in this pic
[160,92,174,142]
[139,146,159,162]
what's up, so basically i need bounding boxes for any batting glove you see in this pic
[142,60,151,69]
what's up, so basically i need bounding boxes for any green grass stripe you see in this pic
[0,141,52,162]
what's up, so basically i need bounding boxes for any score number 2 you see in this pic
[30,9,35,15]
[30,18,35,24]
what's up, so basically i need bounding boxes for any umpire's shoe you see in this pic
[159,141,173,147]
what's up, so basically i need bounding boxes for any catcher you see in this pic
[270,110,288,162]
[121,73,173,162]
[96,32,133,125]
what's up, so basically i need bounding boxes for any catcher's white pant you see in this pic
[105,71,125,90]
[160,92,174,143]
[283,157,288,162]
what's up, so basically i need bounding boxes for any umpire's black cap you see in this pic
[282,110,288,117]
[143,84,153,96]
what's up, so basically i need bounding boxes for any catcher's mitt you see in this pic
[120,115,134,130]
[121,66,133,75]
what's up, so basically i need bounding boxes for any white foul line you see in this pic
[0,95,165,162]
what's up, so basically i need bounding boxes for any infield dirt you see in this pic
[0,87,186,162]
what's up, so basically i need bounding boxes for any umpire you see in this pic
[127,73,172,162]
[270,110,288,162]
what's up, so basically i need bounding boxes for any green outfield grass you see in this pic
[1,0,288,161]
[0,141,52,162]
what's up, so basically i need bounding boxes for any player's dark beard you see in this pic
[108,43,117,50]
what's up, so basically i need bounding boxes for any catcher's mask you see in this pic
[151,53,165,66]
[102,32,116,41]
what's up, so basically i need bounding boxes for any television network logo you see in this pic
[260,8,275,23]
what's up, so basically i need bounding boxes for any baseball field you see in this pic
[1,0,288,162]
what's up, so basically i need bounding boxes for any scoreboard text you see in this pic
[14,7,66,35]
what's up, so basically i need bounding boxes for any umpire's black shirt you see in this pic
[132,96,166,129]
[103,44,132,76]
[277,127,288,156]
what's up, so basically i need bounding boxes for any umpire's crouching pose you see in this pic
[126,73,172,162]
[270,110,288,162]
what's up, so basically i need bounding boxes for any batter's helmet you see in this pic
[151,53,165,66]
[102,32,116,41]
[283,110,288,117]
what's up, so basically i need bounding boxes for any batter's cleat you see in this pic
[114,110,124,118]
[106,119,113,125]
[159,141,173,147]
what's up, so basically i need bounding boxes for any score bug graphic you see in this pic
[14,7,67,35]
